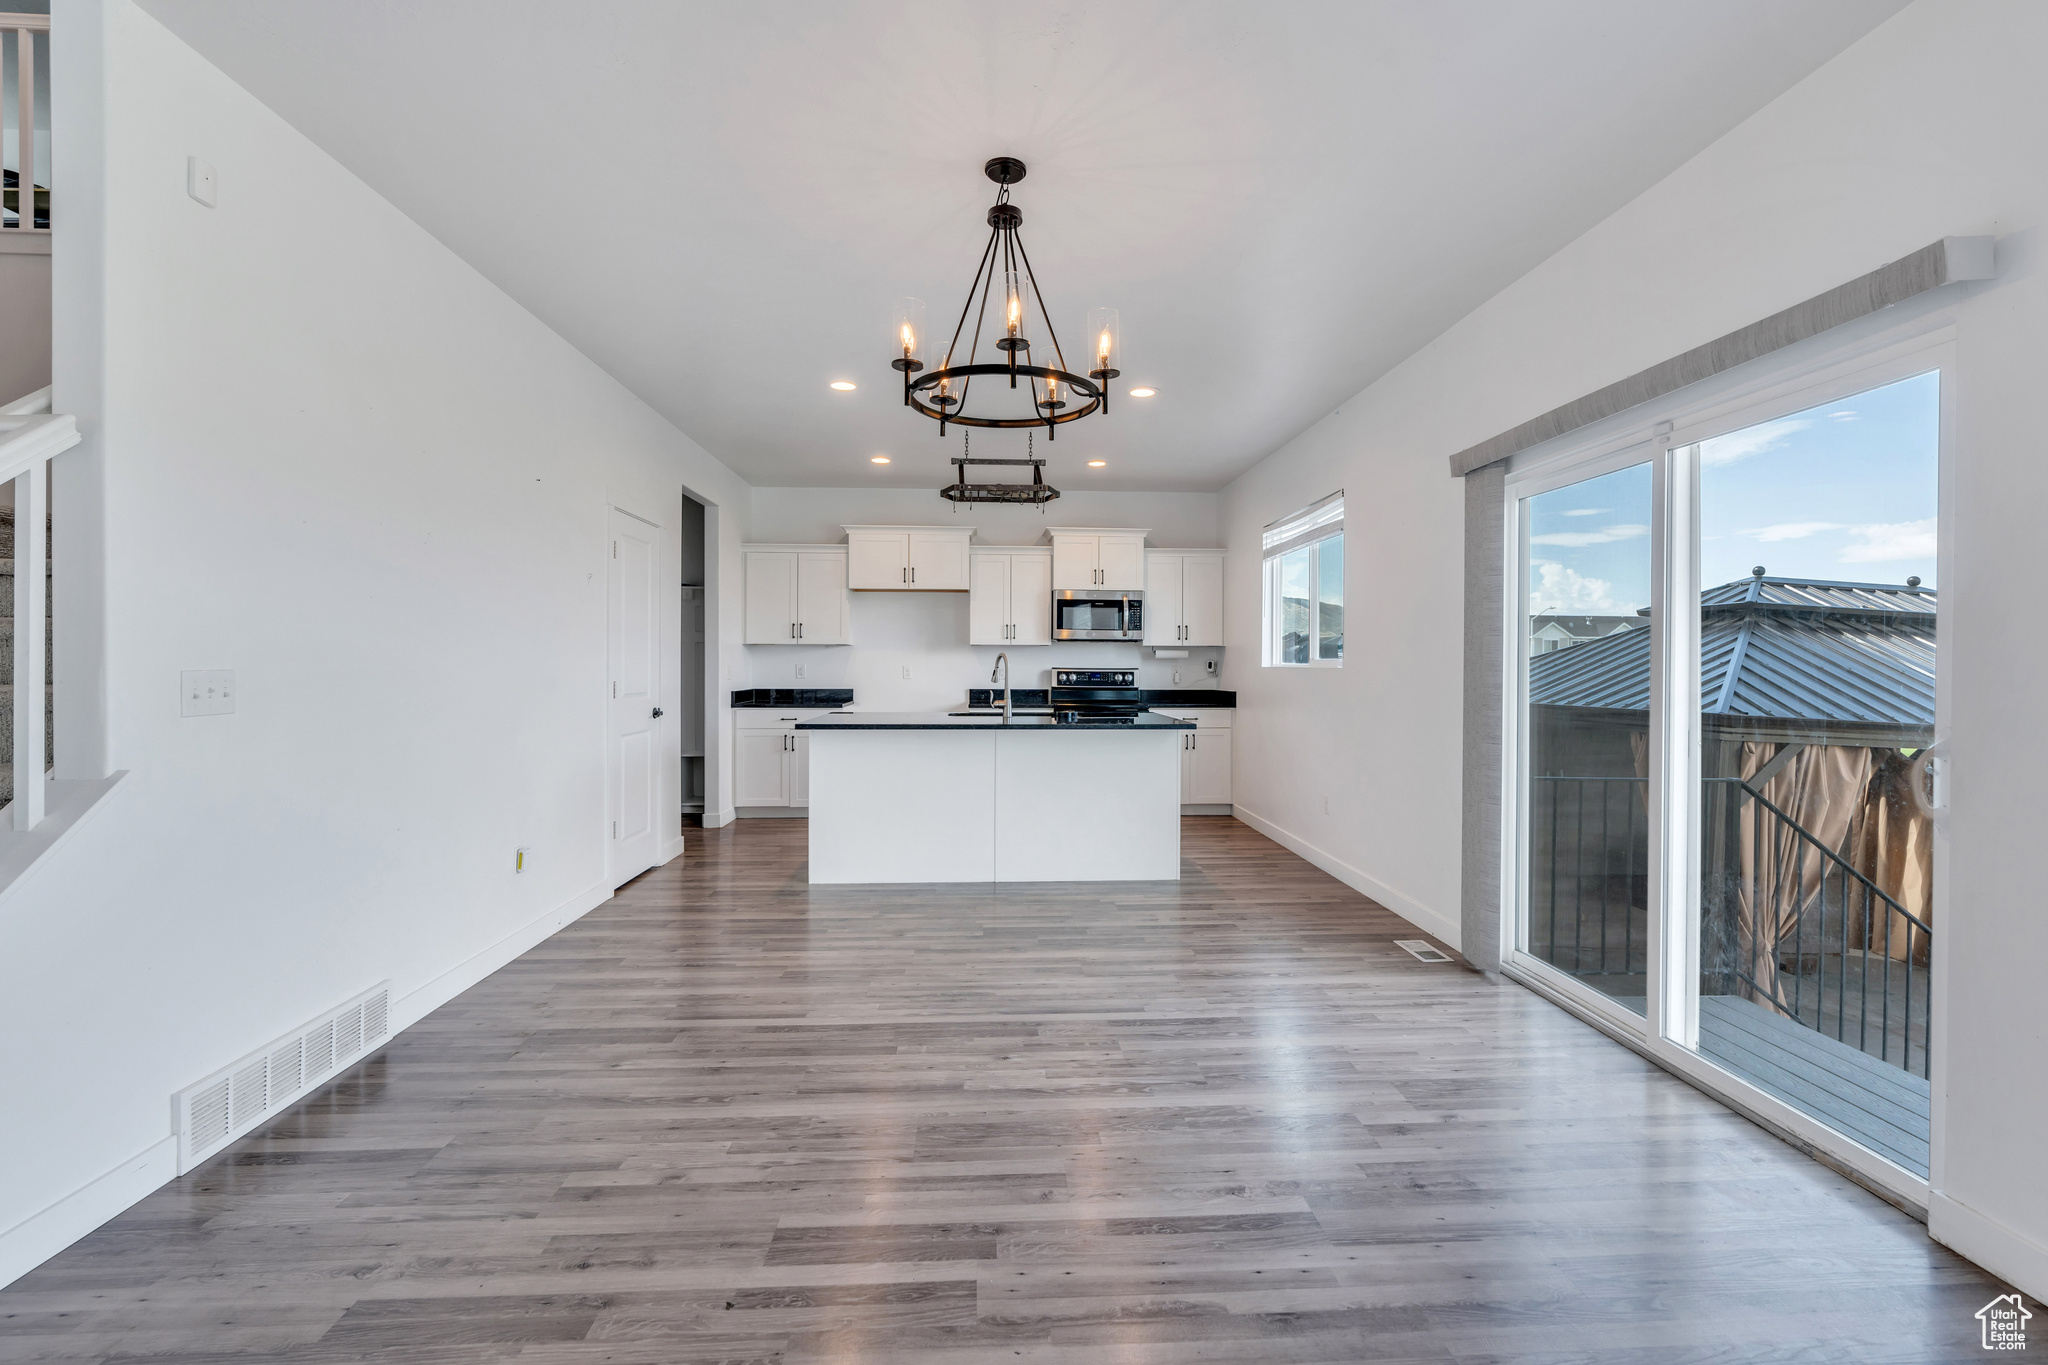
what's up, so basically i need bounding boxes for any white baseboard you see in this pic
[0,880,616,1293]
[1931,1189,2048,1299]
[658,836,686,865]
[391,882,610,1035]
[1231,805,1461,950]
[0,1137,176,1290]
[703,805,736,828]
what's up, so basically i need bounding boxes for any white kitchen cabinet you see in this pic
[743,547,849,644]
[1154,707,1233,808]
[734,709,830,808]
[842,525,975,591]
[1144,551,1226,646]
[1046,527,1149,591]
[734,729,793,805]
[968,550,1053,645]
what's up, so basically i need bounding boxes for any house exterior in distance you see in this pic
[1530,613,1643,655]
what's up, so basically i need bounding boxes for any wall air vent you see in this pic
[171,981,393,1173]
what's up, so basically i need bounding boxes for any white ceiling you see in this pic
[137,0,1904,492]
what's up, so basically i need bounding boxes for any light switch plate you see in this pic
[181,669,235,716]
[187,156,218,207]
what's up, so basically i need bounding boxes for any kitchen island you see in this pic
[796,712,1193,884]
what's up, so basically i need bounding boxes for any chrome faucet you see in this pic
[992,652,1011,723]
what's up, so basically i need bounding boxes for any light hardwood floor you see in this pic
[0,817,2008,1362]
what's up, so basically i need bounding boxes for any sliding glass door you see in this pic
[1508,357,1944,1188]
[1518,461,1653,1017]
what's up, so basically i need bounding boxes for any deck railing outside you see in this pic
[1531,773,1932,1081]
[3,13,51,235]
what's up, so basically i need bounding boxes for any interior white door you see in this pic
[608,508,662,886]
[1051,536,1097,589]
[795,552,849,643]
[1008,553,1052,645]
[1181,555,1225,645]
[1144,554,1183,645]
[1098,536,1146,591]
[734,730,791,806]
[847,531,909,589]
[968,554,1010,644]
[908,531,969,590]
[744,550,797,643]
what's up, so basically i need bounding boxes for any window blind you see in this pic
[1262,491,1343,560]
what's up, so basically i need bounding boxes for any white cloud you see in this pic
[1561,507,1610,517]
[1839,518,1937,563]
[1530,562,1627,615]
[1530,523,1649,547]
[1742,521,1844,543]
[1699,417,1813,466]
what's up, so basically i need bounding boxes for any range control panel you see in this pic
[1054,670,1136,687]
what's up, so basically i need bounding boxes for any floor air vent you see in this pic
[172,981,392,1172]
[1395,939,1452,963]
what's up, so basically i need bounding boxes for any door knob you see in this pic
[652,707,664,719]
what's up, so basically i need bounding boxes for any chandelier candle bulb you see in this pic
[1086,307,1120,414]
[890,297,926,406]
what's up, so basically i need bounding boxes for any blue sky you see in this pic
[1526,371,1939,616]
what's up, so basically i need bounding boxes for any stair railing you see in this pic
[0,385,76,830]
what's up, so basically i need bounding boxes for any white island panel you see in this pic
[806,731,997,883]
[993,731,1182,881]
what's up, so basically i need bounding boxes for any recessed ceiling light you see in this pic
[1087,460,1107,467]
[1128,386,1156,398]
[830,380,858,391]
[870,455,891,464]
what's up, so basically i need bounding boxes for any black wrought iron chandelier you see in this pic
[892,157,1120,505]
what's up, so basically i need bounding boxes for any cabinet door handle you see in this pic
[911,566,916,584]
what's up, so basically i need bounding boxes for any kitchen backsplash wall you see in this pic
[748,486,1221,548]
[742,591,1224,713]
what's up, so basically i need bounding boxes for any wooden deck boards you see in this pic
[0,817,2004,1362]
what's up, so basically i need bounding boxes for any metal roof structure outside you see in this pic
[1528,575,1935,737]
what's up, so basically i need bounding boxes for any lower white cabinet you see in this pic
[1154,708,1233,807]
[734,710,829,808]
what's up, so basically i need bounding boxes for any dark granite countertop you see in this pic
[1142,690,1236,707]
[797,712,1193,731]
[731,689,853,708]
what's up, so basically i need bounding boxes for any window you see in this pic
[1263,492,1342,666]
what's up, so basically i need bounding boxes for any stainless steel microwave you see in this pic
[1051,589,1144,641]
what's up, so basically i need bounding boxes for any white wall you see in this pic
[0,0,751,1286]
[1219,0,2047,1296]
[0,251,51,402]
[741,485,1225,713]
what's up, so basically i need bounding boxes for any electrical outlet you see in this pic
[515,847,531,873]
[901,665,912,679]
[187,156,218,207]
[1206,659,1217,675]
[181,669,236,716]
[1172,669,1183,685]
[794,664,807,680]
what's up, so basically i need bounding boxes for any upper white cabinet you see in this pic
[744,546,850,644]
[968,550,1053,645]
[1046,527,1149,591]
[844,525,975,591]
[1143,551,1226,646]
